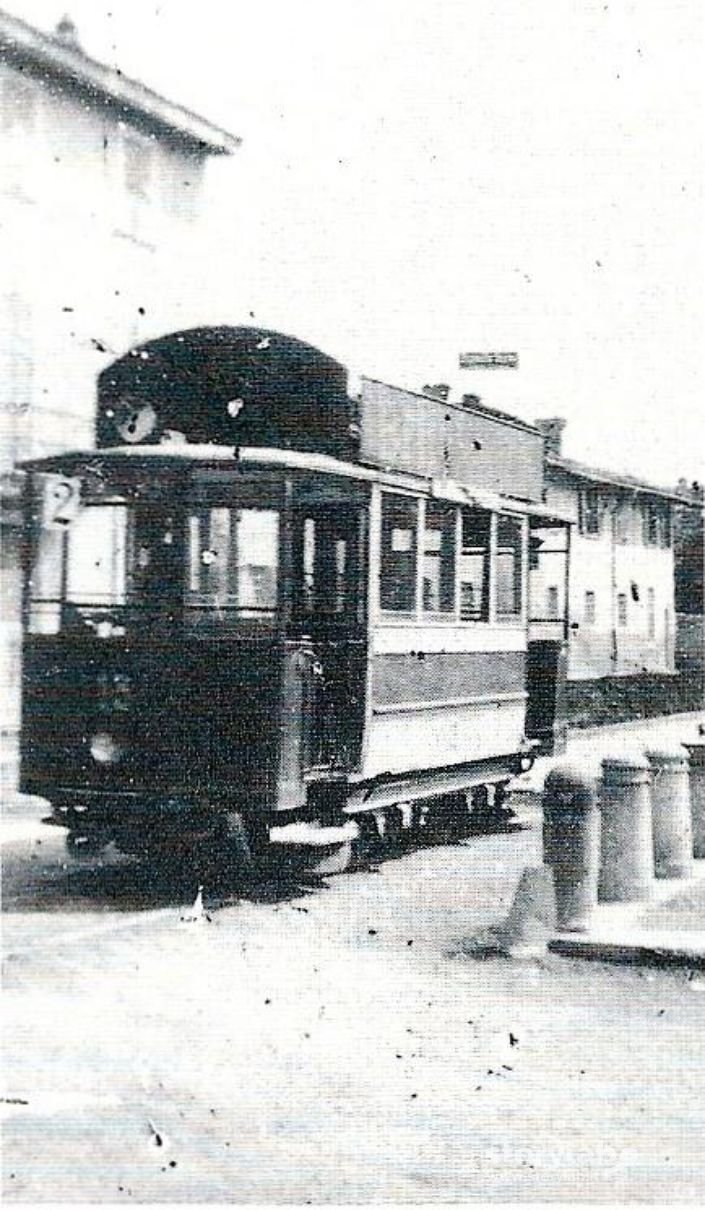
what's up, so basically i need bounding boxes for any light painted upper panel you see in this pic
[359,378,544,504]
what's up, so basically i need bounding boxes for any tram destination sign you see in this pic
[459,351,519,370]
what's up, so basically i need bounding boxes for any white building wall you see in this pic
[0,60,217,471]
[539,469,676,680]
[0,53,236,783]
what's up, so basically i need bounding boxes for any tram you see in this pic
[19,327,571,871]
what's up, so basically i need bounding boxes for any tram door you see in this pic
[290,497,367,775]
[526,518,570,753]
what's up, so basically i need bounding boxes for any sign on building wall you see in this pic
[459,352,519,370]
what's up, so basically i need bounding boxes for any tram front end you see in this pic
[19,451,366,864]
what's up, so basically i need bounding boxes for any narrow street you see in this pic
[3,713,705,1203]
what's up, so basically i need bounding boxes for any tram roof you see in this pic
[20,443,573,525]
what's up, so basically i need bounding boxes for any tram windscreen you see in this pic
[66,506,129,604]
[28,497,280,634]
[29,504,131,634]
[186,506,279,619]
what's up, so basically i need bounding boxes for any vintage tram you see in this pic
[19,327,570,871]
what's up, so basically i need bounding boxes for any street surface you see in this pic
[2,711,705,1203]
[517,709,705,791]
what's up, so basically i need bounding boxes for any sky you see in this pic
[8,0,705,487]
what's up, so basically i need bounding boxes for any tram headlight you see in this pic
[89,731,123,765]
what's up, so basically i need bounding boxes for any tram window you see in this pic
[380,494,418,613]
[293,509,355,618]
[28,526,66,634]
[65,506,128,605]
[459,508,490,621]
[422,501,456,613]
[496,515,523,617]
[29,504,130,634]
[186,507,278,615]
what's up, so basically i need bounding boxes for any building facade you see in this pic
[0,10,239,785]
[534,419,682,682]
[673,479,704,677]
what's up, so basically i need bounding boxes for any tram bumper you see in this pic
[269,819,360,876]
[40,788,223,854]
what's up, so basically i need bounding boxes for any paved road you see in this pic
[2,711,705,1202]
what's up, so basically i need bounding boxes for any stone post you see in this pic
[599,755,653,902]
[543,764,600,931]
[683,741,705,859]
[646,748,694,879]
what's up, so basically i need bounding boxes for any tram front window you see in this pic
[28,499,280,635]
[186,506,279,625]
[292,505,359,630]
[29,504,133,635]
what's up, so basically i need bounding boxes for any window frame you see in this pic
[290,501,361,627]
[546,585,560,620]
[647,587,656,639]
[458,505,492,623]
[123,131,154,201]
[494,513,526,621]
[185,504,280,618]
[378,490,420,617]
[578,486,601,537]
[642,500,671,549]
[184,479,286,634]
[375,487,526,626]
[420,497,458,617]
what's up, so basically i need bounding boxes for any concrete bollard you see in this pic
[598,755,653,903]
[496,866,557,958]
[543,764,600,932]
[646,748,694,879]
[683,741,705,859]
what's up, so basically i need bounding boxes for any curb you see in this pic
[549,936,705,970]
[548,859,705,969]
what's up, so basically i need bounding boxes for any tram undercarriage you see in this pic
[39,750,532,879]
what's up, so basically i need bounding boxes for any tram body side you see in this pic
[19,462,536,857]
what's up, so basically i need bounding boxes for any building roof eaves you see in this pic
[0,8,240,154]
[546,452,692,504]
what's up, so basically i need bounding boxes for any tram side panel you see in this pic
[363,624,528,782]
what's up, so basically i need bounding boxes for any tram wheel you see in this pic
[221,811,266,878]
[306,839,354,876]
[352,812,382,865]
[468,781,517,830]
[421,792,470,842]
